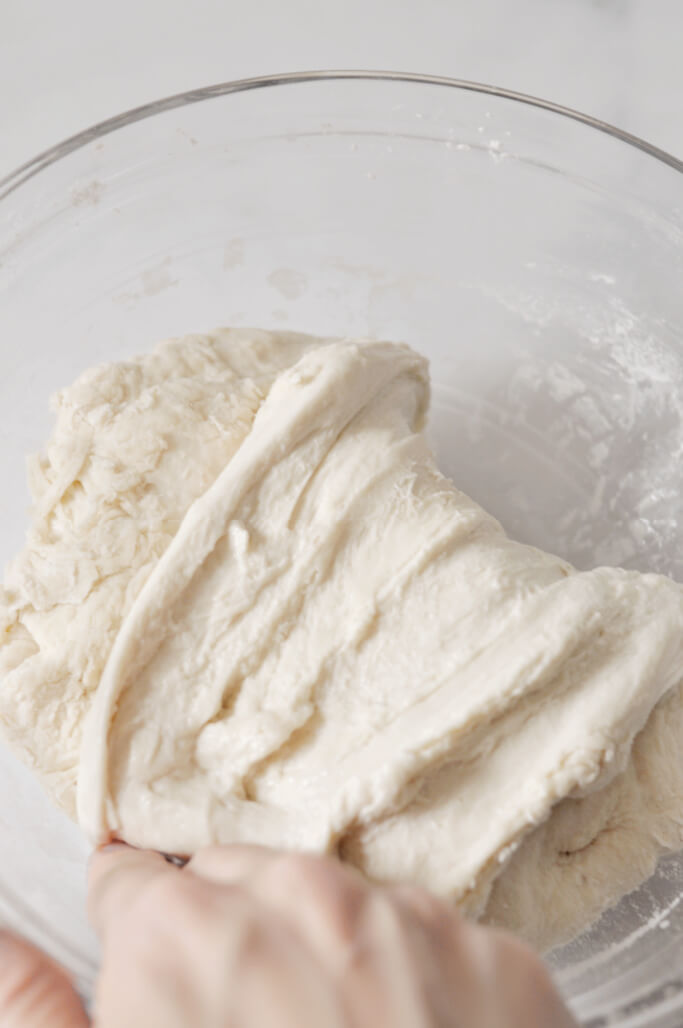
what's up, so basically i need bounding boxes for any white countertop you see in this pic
[2,0,682,180]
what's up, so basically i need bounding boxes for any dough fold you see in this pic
[2,327,682,951]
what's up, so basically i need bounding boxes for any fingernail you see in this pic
[163,853,188,867]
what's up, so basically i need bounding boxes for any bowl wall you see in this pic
[1,74,682,1023]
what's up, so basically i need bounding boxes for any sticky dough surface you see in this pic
[2,328,682,951]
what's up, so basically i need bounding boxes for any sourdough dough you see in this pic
[2,327,682,951]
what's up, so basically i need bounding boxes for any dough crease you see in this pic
[2,327,682,951]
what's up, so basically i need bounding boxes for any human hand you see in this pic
[0,843,577,1027]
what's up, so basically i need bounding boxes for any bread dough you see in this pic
[2,327,682,951]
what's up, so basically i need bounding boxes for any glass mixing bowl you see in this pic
[1,71,682,1024]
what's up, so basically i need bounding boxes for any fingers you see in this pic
[188,846,367,961]
[189,846,370,971]
[0,931,88,1028]
[387,884,472,961]
[388,883,459,928]
[186,844,276,884]
[89,844,352,1028]
[88,843,176,940]
[86,841,577,1028]
[253,854,369,957]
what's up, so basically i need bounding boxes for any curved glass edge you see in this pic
[1,70,682,203]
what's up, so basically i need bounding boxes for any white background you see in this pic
[2,0,682,180]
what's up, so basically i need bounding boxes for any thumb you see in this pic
[87,843,177,942]
[0,931,89,1027]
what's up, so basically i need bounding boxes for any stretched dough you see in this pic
[2,328,682,950]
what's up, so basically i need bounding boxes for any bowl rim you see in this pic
[1,69,682,202]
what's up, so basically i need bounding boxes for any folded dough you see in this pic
[2,327,682,951]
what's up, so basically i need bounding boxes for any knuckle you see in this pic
[266,853,368,943]
[311,873,367,942]
[390,885,460,948]
[269,852,320,889]
[270,852,359,895]
[189,845,252,878]
[394,884,446,921]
